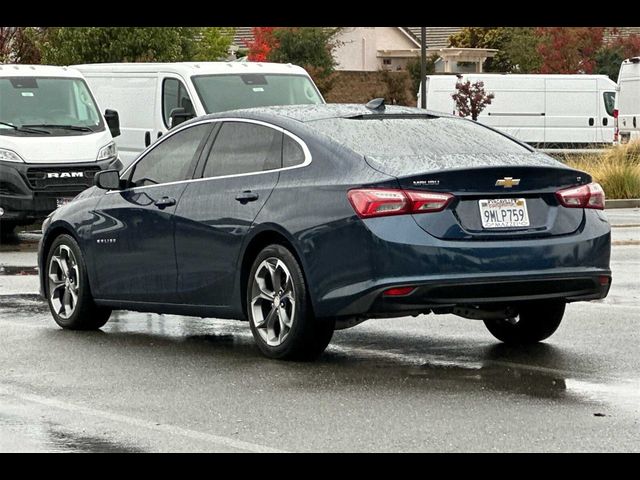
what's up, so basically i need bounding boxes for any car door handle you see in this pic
[145,131,151,147]
[235,191,259,204]
[588,117,594,126]
[603,117,608,126]
[154,196,176,209]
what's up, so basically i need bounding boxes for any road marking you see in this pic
[0,385,286,453]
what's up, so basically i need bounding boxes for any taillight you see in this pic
[613,108,619,119]
[347,188,453,218]
[556,182,605,210]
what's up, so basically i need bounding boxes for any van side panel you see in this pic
[544,78,597,145]
[480,77,546,145]
[83,74,158,168]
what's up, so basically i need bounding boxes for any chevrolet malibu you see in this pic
[38,104,612,360]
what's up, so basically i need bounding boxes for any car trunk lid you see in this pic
[365,153,589,240]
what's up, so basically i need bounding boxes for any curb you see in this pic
[606,199,640,209]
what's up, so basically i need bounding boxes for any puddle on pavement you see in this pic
[0,266,39,276]
[46,428,145,453]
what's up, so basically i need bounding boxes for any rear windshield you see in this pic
[192,74,324,114]
[310,116,531,157]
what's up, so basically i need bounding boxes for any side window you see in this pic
[203,122,283,178]
[603,91,616,117]
[283,135,306,168]
[163,78,194,128]
[130,124,210,187]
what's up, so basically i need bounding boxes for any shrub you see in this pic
[563,143,640,199]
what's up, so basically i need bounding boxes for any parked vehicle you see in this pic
[614,57,640,144]
[38,104,611,360]
[418,74,617,148]
[73,62,325,168]
[0,65,121,237]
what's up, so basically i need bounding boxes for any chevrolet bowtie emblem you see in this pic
[496,177,520,188]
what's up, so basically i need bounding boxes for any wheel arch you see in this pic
[39,222,83,297]
[237,225,314,320]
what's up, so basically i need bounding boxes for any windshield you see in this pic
[192,74,323,113]
[0,76,104,136]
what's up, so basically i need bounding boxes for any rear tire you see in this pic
[46,234,111,330]
[247,244,334,360]
[483,301,565,345]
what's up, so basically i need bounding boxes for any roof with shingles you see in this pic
[232,27,465,49]
[232,27,640,49]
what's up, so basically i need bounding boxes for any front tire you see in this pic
[483,301,565,344]
[247,244,334,360]
[46,234,111,330]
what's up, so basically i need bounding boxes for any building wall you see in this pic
[333,27,418,71]
[333,27,378,71]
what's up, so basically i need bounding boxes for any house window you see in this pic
[382,59,392,65]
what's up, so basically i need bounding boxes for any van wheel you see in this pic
[483,302,565,344]
[46,234,111,330]
[247,244,334,360]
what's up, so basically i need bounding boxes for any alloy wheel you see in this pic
[48,244,80,319]
[250,257,296,346]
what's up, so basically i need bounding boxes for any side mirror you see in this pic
[94,169,122,190]
[169,107,195,128]
[104,109,121,138]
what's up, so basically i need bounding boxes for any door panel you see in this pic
[545,79,597,144]
[174,120,284,307]
[91,184,187,302]
[174,173,279,306]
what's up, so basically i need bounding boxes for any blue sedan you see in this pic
[38,104,611,360]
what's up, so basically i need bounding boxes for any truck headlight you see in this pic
[0,148,25,163]
[97,142,117,161]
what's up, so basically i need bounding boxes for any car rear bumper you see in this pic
[309,210,611,318]
[0,157,122,224]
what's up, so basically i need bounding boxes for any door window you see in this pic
[163,78,195,128]
[603,92,616,117]
[282,135,306,168]
[130,123,210,187]
[202,122,283,178]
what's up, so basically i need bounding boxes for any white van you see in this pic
[614,57,640,144]
[417,74,617,148]
[0,64,121,235]
[73,62,325,167]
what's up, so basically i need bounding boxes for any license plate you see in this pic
[56,197,74,208]
[479,198,530,229]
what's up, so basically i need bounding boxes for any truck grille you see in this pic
[26,166,99,191]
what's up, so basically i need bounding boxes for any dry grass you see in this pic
[562,142,640,199]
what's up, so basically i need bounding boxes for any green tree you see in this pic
[406,54,438,94]
[268,27,340,95]
[193,27,235,61]
[449,27,512,72]
[503,28,542,73]
[38,27,233,65]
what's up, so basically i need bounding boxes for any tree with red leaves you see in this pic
[452,80,494,121]
[536,27,605,74]
[245,27,277,62]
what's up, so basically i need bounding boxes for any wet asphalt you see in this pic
[0,209,638,452]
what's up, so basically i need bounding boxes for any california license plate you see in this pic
[56,197,74,208]
[479,198,530,229]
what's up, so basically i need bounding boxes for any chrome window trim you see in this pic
[111,117,311,194]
